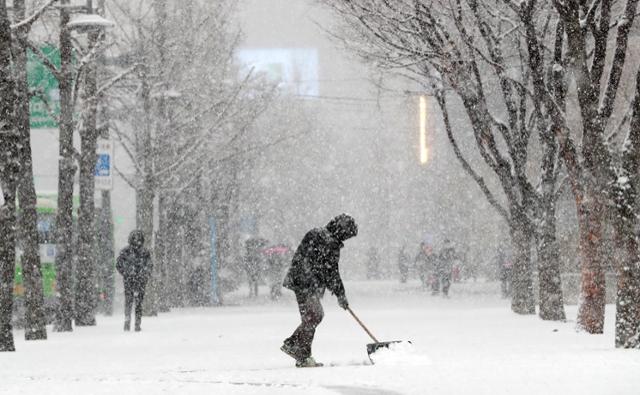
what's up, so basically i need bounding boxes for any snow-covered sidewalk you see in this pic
[2,281,639,395]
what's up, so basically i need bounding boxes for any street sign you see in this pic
[95,139,114,190]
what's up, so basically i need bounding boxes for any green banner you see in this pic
[28,46,61,129]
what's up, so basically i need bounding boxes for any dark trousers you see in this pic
[285,291,324,360]
[432,273,451,296]
[124,284,145,329]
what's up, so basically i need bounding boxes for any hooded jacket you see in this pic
[116,230,153,290]
[283,214,357,297]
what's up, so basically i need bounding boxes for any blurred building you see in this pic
[236,0,505,277]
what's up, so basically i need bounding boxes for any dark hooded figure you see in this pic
[116,230,152,331]
[281,214,358,368]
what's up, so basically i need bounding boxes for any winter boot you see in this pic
[124,320,131,331]
[280,343,300,360]
[295,357,323,368]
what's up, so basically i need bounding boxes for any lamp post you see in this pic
[53,0,76,332]
[54,0,113,330]
[419,95,429,166]
[145,88,182,313]
[73,0,114,326]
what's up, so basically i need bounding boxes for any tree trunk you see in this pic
[510,210,536,315]
[611,67,640,348]
[137,182,157,316]
[74,29,100,327]
[13,0,47,339]
[54,1,76,332]
[612,189,640,347]
[0,177,18,352]
[155,193,170,312]
[576,186,607,334]
[537,207,566,321]
[537,125,565,321]
[0,0,19,352]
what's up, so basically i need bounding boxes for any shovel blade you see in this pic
[366,340,409,360]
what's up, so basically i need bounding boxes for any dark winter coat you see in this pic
[283,215,357,298]
[415,247,437,274]
[116,244,152,291]
[437,246,456,275]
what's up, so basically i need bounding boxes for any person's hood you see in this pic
[326,213,358,242]
[128,230,145,249]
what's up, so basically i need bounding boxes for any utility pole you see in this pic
[54,0,76,332]
[97,0,114,317]
[74,0,100,326]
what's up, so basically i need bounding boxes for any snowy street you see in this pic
[3,281,639,395]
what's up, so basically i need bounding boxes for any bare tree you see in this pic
[0,0,20,352]
[321,0,568,318]
[10,0,57,340]
[106,0,275,310]
[550,0,640,341]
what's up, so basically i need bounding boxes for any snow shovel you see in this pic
[346,307,406,362]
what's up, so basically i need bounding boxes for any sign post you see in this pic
[95,139,113,190]
[209,217,220,305]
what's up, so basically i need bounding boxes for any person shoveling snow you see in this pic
[281,213,357,368]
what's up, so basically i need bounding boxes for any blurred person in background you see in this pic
[263,243,292,300]
[415,241,436,290]
[398,245,410,283]
[435,239,456,297]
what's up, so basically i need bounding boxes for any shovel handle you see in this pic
[346,307,379,343]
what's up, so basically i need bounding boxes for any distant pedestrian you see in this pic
[415,241,436,290]
[263,244,292,300]
[366,247,380,279]
[435,239,456,297]
[244,237,268,298]
[398,245,409,283]
[116,230,153,332]
[281,214,358,368]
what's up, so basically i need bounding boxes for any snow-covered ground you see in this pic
[2,280,639,395]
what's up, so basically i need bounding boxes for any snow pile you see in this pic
[369,341,431,366]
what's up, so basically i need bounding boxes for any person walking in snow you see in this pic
[398,245,410,283]
[116,230,153,332]
[281,214,358,368]
[263,243,292,300]
[244,237,268,298]
[435,239,456,297]
[415,241,436,290]
[366,246,381,279]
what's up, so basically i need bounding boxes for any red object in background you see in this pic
[452,265,461,282]
[262,245,290,256]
